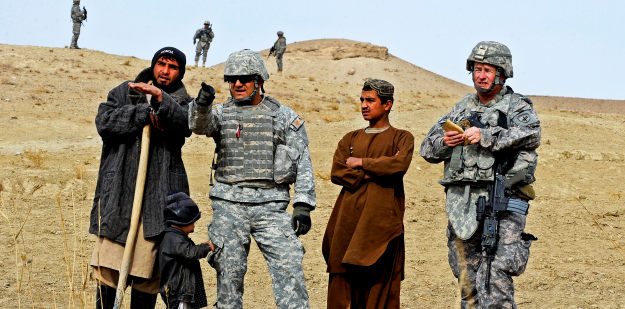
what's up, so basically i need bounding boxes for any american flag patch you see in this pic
[291,116,304,131]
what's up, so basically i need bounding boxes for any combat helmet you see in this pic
[73,0,80,3]
[204,20,210,26]
[224,49,270,103]
[277,31,284,36]
[466,41,512,93]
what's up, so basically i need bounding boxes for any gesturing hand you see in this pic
[129,82,163,102]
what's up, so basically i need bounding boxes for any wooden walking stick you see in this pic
[113,82,154,309]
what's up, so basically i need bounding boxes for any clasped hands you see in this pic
[443,127,481,146]
[129,82,164,131]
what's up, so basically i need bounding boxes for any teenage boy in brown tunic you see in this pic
[323,79,414,309]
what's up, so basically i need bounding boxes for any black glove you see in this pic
[197,82,215,106]
[291,204,312,237]
[193,40,196,45]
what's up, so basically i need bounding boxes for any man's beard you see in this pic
[154,76,179,93]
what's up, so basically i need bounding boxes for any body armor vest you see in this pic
[71,5,82,23]
[200,30,211,43]
[214,97,285,187]
[439,92,518,186]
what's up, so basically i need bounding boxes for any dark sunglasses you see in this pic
[226,75,255,84]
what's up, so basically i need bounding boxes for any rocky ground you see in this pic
[0,40,624,308]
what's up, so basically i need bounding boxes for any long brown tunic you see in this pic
[322,126,414,273]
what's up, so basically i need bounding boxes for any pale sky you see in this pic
[2,0,623,100]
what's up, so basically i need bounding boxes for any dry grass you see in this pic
[288,74,298,79]
[313,88,319,92]
[308,76,315,81]
[608,191,622,200]
[83,86,98,93]
[1,77,17,85]
[35,86,52,94]
[121,59,131,66]
[74,166,86,180]
[23,149,47,167]
[315,172,331,180]
[0,63,15,70]
[323,114,346,122]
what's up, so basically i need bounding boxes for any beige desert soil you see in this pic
[0,39,624,308]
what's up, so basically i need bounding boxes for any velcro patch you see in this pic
[512,111,538,127]
[291,116,305,131]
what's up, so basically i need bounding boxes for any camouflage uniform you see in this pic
[193,22,215,66]
[189,50,315,309]
[420,42,541,308]
[274,32,287,72]
[70,1,86,49]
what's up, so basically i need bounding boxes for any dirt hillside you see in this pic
[0,40,624,308]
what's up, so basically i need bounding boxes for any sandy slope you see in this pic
[0,40,624,308]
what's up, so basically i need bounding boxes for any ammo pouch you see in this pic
[273,144,300,184]
[440,144,495,185]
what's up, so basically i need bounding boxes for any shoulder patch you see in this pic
[290,116,305,131]
[512,110,538,127]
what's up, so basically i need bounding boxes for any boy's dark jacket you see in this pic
[159,227,211,306]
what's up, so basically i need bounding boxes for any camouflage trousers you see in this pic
[447,211,533,309]
[195,42,210,63]
[206,198,310,309]
[71,22,81,48]
[276,53,284,71]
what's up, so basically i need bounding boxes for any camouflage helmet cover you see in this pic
[204,20,210,25]
[224,49,270,81]
[277,31,284,36]
[466,41,513,78]
[73,0,80,3]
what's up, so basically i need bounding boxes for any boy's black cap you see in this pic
[164,192,201,226]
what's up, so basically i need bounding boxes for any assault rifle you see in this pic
[83,6,87,22]
[267,46,276,59]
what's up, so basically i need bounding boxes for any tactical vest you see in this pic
[439,92,521,186]
[200,30,211,43]
[71,5,81,23]
[214,97,285,187]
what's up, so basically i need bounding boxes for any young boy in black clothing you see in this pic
[159,192,214,309]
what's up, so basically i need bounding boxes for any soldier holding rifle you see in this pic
[420,41,541,308]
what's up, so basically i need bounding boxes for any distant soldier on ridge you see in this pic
[70,0,87,49]
[193,21,215,67]
[272,31,287,73]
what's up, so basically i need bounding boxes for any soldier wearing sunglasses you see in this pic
[188,49,316,309]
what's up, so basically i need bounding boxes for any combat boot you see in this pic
[195,60,198,67]
[202,61,206,68]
